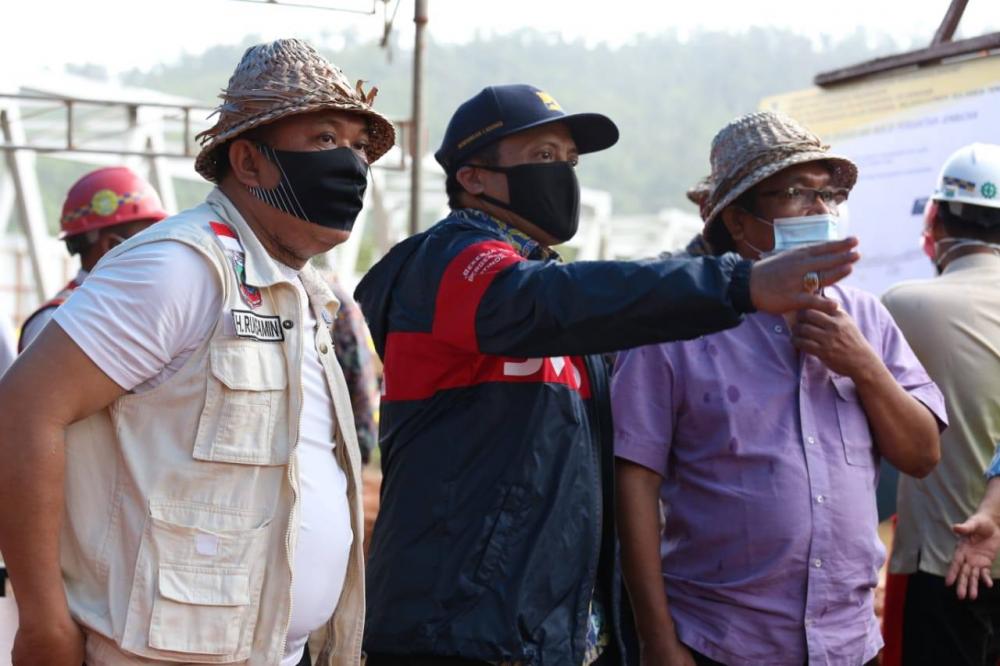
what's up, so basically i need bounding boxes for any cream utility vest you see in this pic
[60,189,366,666]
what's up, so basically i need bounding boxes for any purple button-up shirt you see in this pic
[612,285,946,666]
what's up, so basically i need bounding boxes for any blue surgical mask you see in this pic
[741,211,841,258]
[769,213,840,252]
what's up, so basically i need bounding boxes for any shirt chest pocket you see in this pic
[194,339,290,466]
[831,375,876,467]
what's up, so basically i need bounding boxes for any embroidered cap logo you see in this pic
[535,91,563,111]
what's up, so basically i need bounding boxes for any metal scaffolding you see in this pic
[0,72,416,321]
[0,77,215,302]
[0,0,421,322]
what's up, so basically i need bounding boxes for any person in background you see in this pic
[883,142,1000,666]
[663,176,713,259]
[613,110,946,666]
[355,86,860,666]
[329,276,379,463]
[18,166,168,350]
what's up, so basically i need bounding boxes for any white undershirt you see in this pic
[53,240,352,662]
[276,263,353,666]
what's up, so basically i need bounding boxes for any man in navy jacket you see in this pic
[355,84,860,665]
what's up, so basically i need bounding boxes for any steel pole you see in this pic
[409,0,427,235]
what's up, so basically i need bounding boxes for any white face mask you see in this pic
[769,213,840,252]
[744,212,841,257]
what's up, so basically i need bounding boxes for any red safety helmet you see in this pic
[59,166,168,239]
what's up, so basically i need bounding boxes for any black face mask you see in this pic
[475,161,581,243]
[248,144,368,231]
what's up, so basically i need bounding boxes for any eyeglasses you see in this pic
[757,186,849,210]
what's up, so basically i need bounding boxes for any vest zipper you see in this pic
[278,284,306,661]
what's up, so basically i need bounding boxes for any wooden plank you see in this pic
[815,32,1000,87]
[932,0,969,45]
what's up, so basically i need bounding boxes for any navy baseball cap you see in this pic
[434,84,619,172]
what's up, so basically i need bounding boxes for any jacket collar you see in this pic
[300,267,340,321]
[207,188,339,318]
[207,188,292,289]
[450,208,559,261]
[943,251,1000,275]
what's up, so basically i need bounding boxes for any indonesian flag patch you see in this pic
[210,221,262,309]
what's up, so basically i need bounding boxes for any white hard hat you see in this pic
[932,143,1000,211]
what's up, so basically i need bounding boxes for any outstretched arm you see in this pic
[471,238,859,358]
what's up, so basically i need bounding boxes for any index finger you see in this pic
[958,564,971,599]
[797,307,837,327]
[804,249,862,276]
[794,293,842,313]
[807,237,859,256]
[946,551,964,586]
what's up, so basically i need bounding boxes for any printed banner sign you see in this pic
[761,54,1000,295]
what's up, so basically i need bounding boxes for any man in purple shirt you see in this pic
[612,111,947,666]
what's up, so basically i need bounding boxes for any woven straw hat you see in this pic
[703,111,857,225]
[195,38,396,182]
[686,175,713,206]
[686,175,714,221]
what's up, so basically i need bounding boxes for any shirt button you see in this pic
[773,324,783,333]
[319,343,329,354]
[816,495,825,504]
[813,558,823,568]
[282,320,294,330]
[806,436,816,445]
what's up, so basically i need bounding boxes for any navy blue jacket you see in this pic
[355,209,754,665]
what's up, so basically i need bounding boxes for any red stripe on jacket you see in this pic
[381,240,591,401]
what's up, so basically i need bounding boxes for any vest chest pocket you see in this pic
[194,339,290,465]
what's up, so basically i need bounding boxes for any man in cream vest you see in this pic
[0,38,394,666]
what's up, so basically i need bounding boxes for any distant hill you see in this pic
[114,28,900,214]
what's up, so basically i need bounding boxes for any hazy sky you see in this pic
[3,0,999,78]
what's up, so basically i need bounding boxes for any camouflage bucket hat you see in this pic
[703,111,857,225]
[195,38,396,182]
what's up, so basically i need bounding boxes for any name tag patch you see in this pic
[232,309,285,342]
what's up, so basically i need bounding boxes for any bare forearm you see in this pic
[853,361,939,478]
[616,461,681,650]
[0,414,71,619]
[0,326,123,621]
[975,477,1000,523]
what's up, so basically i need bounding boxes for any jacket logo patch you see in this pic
[230,253,263,309]
[232,309,285,342]
[462,247,515,282]
[211,221,263,310]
